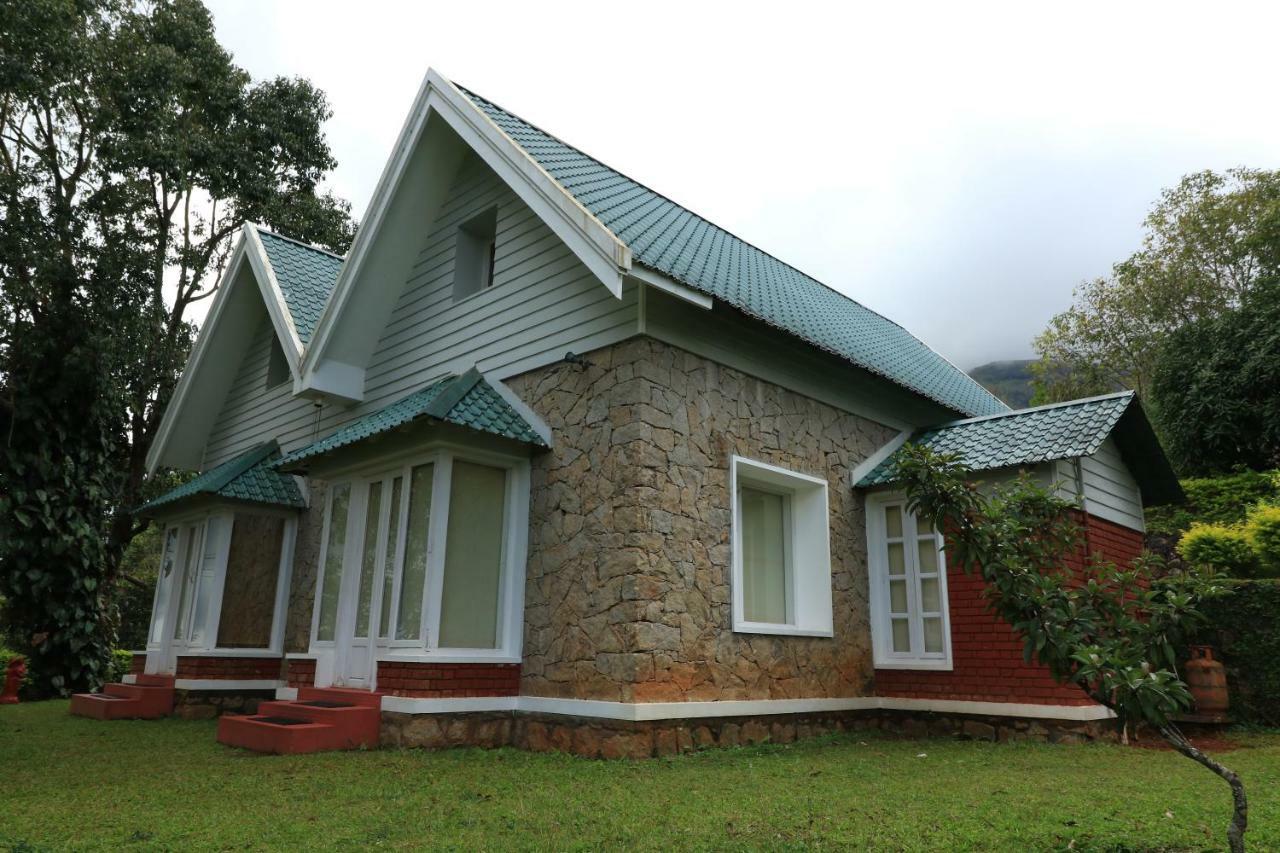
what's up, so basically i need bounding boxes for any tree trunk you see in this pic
[1158,724,1247,852]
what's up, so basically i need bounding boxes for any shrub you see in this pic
[1179,523,1259,576]
[108,649,135,684]
[1147,469,1280,538]
[1197,579,1280,726]
[1245,504,1280,578]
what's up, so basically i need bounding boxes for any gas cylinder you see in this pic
[1185,645,1229,715]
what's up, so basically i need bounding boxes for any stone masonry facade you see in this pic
[504,336,897,704]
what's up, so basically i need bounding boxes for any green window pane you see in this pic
[316,483,351,642]
[889,579,908,613]
[396,465,433,641]
[354,483,383,638]
[884,504,903,538]
[891,618,911,653]
[917,538,939,574]
[438,461,507,649]
[887,542,906,575]
[923,617,944,653]
[150,527,179,645]
[378,477,403,640]
[920,577,940,612]
[740,487,788,624]
[173,526,200,640]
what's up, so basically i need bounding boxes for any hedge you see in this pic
[1196,579,1280,727]
[1148,469,1280,538]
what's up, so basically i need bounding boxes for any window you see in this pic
[866,494,952,669]
[312,450,526,658]
[730,456,832,636]
[266,340,290,388]
[452,207,498,299]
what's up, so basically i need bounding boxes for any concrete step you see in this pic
[216,710,378,754]
[257,699,381,733]
[134,673,176,688]
[70,681,174,720]
[296,686,385,710]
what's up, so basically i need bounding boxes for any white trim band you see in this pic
[371,694,1115,722]
[174,679,284,691]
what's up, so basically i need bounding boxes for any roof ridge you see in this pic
[254,224,347,261]
[929,390,1135,430]
[454,86,950,349]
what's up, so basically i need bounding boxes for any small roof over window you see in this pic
[856,391,1183,506]
[138,441,305,516]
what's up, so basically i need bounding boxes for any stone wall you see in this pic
[505,336,897,704]
[283,480,327,653]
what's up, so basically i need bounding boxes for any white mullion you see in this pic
[903,509,923,659]
[309,487,339,648]
[385,463,412,645]
[423,454,454,650]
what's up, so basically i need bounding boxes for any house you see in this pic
[70,70,1182,756]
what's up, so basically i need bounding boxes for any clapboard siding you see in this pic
[202,149,638,468]
[1080,437,1144,532]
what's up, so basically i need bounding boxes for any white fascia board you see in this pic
[243,224,305,371]
[848,430,912,489]
[299,68,632,399]
[483,373,554,447]
[145,236,252,474]
[377,694,1115,722]
[301,358,366,405]
[627,265,713,310]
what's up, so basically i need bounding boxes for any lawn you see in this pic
[1,702,1277,851]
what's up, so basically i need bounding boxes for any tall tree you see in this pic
[0,0,353,694]
[1031,169,1280,405]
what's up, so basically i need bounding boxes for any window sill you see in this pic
[176,648,283,659]
[732,621,833,638]
[379,650,522,665]
[873,658,954,671]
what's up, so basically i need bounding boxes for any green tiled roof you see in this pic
[138,441,305,514]
[255,228,344,346]
[457,86,1007,419]
[278,369,548,469]
[857,392,1137,487]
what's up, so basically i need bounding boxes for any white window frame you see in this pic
[730,455,833,637]
[309,442,529,664]
[865,491,953,670]
[146,508,297,664]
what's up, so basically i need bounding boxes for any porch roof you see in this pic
[138,441,306,516]
[276,369,549,471]
[855,391,1183,505]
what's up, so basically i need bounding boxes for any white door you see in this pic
[151,521,206,673]
[334,474,404,688]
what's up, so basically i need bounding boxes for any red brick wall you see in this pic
[377,662,521,698]
[875,512,1144,706]
[130,653,146,675]
[285,658,317,689]
[174,655,283,681]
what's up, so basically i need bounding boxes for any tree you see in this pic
[894,444,1248,852]
[1032,169,1280,406]
[0,0,354,694]
[1149,278,1280,475]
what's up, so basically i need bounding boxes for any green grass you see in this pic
[1,702,1278,851]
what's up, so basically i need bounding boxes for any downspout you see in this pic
[1073,457,1093,559]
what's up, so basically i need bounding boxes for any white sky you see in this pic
[204,0,1280,369]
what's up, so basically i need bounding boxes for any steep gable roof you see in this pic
[254,227,344,346]
[457,86,1007,419]
[856,391,1183,505]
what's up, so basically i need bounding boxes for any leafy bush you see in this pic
[1197,579,1280,726]
[1147,469,1280,538]
[108,649,135,684]
[1179,524,1259,576]
[1245,504,1280,577]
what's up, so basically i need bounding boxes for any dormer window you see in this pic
[452,207,498,300]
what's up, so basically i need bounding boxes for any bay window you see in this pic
[866,493,952,669]
[730,455,833,637]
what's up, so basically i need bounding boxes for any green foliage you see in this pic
[1033,168,1280,409]
[1178,524,1259,577]
[1150,279,1280,475]
[108,649,135,684]
[113,525,162,650]
[1244,505,1280,578]
[0,0,352,694]
[894,443,1226,727]
[1146,469,1280,538]
[1198,580,1280,727]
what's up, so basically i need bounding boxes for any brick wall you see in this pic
[376,662,521,698]
[875,511,1144,706]
[174,655,283,681]
[285,658,316,689]
[130,653,146,675]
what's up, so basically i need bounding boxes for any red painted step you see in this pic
[69,681,174,720]
[217,689,383,754]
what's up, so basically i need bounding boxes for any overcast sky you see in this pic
[205,0,1280,370]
